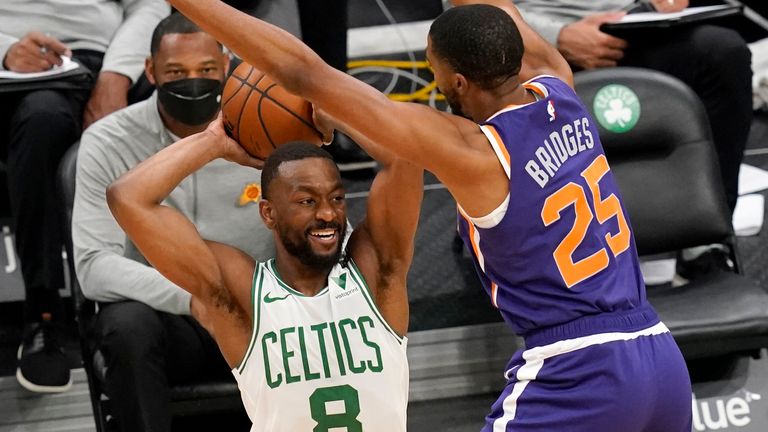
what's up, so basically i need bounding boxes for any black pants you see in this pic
[618,25,752,213]
[95,301,235,432]
[0,50,102,322]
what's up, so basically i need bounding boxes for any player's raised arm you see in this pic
[106,117,261,304]
[451,0,573,87]
[345,136,424,337]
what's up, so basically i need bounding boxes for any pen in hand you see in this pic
[621,0,655,14]
[38,33,66,68]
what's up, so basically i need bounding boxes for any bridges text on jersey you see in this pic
[524,116,594,188]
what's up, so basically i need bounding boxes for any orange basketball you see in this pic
[221,62,322,159]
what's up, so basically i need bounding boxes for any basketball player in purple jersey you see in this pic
[167,0,692,429]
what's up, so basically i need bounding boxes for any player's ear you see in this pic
[145,57,157,86]
[455,73,468,95]
[259,199,276,229]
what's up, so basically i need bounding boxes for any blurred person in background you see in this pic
[0,0,169,394]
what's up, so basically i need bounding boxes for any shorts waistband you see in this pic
[523,303,660,348]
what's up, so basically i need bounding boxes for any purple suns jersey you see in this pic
[457,75,646,336]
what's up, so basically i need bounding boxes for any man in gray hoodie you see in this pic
[72,13,272,432]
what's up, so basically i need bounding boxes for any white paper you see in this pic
[733,194,764,237]
[749,38,768,110]
[618,5,735,24]
[738,164,768,195]
[0,56,79,80]
[639,257,677,285]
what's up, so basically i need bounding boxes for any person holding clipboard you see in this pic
[513,0,750,268]
[0,0,170,395]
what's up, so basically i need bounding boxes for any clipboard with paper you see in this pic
[0,56,93,93]
[600,4,743,32]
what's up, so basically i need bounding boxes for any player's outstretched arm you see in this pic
[452,0,573,87]
[347,150,424,337]
[167,1,486,194]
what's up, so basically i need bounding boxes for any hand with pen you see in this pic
[556,0,689,70]
[2,31,72,73]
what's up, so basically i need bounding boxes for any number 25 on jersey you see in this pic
[541,154,630,288]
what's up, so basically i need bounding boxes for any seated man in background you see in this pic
[513,0,752,275]
[0,0,169,393]
[72,13,272,432]
[513,0,750,216]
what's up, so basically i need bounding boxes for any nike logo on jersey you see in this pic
[264,292,290,303]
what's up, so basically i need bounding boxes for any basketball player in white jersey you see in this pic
[106,115,423,432]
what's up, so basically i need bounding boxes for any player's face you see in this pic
[269,158,347,269]
[426,41,467,119]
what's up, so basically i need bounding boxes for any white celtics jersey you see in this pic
[232,258,409,432]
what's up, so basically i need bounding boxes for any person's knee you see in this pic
[97,302,165,362]
[691,25,751,72]
[13,90,80,138]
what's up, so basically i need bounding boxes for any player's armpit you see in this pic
[201,241,258,367]
[206,241,256,319]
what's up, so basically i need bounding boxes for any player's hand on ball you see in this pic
[206,113,265,169]
[312,105,335,145]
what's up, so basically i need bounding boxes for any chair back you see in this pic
[574,67,733,255]
[57,142,111,431]
[57,142,93,316]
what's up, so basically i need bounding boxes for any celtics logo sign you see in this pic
[593,84,641,133]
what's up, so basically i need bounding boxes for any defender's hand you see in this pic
[312,104,335,146]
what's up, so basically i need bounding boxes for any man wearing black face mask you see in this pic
[156,76,222,126]
[71,13,272,431]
